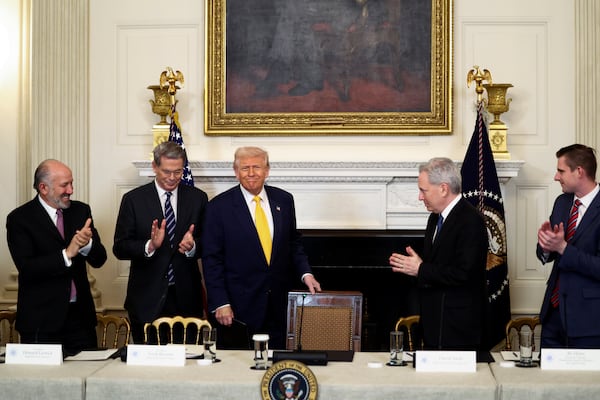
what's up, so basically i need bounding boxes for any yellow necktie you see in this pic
[254,195,272,265]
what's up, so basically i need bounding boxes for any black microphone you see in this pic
[273,292,328,365]
[438,293,446,350]
[562,293,569,348]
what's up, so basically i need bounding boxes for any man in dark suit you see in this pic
[537,144,600,348]
[113,142,208,343]
[6,159,107,353]
[202,146,321,349]
[389,157,488,350]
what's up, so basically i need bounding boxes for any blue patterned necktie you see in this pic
[434,215,444,242]
[164,192,176,284]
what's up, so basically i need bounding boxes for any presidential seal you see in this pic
[260,360,318,400]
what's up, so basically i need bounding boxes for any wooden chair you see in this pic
[394,315,421,352]
[144,316,212,345]
[96,313,131,349]
[286,291,363,352]
[0,310,18,345]
[505,316,540,351]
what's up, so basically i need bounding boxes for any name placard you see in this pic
[126,344,186,367]
[541,348,600,371]
[415,351,476,372]
[5,343,63,365]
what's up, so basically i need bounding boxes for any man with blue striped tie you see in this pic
[114,142,208,344]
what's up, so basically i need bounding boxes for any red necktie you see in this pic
[550,199,581,308]
[57,209,77,302]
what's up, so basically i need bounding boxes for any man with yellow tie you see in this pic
[202,146,321,349]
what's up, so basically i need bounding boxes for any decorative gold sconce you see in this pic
[148,85,172,149]
[467,66,513,160]
[483,83,512,160]
[147,67,184,150]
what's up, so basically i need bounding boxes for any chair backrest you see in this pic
[96,313,131,349]
[505,316,540,351]
[0,310,18,346]
[394,315,421,352]
[286,291,362,352]
[144,316,212,345]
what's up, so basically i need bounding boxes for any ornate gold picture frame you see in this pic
[205,0,452,136]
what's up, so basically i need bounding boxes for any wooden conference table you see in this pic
[85,351,497,400]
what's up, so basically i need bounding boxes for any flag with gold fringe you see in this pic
[168,103,194,186]
[461,102,512,350]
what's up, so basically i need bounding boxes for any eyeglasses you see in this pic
[159,168,184,177]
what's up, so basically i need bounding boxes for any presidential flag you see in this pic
[461,102,512,350]
[169,103,194,187]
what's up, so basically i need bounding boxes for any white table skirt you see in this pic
[0,359,111,400]
[85,350,497,400]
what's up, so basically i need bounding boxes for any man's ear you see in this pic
[439,182,450,196]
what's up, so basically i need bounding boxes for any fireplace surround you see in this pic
[134,160,523,350]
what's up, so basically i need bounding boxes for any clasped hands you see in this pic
[148,219,195,254]
[538,221,567,255]
[389,246,422,277]
[65,218,93,259]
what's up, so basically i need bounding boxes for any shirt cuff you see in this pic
[145,240,155,257]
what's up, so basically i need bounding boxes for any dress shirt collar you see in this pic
[576,183,599,210]
[239,184,268,206]
[154,181,178,202]
[38,195,61,221]
[440,193,462,220]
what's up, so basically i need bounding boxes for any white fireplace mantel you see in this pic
[133,160,524,182]
[133,160,524,230]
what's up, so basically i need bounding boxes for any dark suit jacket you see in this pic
[6,198,107,334]
[201,185,312,337]
[113,182,208,324]
[537,190,600,337]
[417,197,488,350]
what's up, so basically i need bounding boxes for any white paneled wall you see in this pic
[0,0,585,318]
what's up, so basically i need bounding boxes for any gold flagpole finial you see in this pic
[467,65,492,104]
[159,67,184,106]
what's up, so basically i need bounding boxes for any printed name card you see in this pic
[415,351,476,372]
[5,343,63,365]
[126,344,186,367]
[541,348,600,370]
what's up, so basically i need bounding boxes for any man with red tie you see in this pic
[537,144,600,348]
[6,159,107,354]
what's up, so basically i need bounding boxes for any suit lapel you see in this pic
[174,185,187,240]
[571,192,600,243]
[232,186,261,242]
[266,187,282,257]
[33,199,65,242]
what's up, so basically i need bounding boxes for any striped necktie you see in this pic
[254,195,272,265]
[164,192,176,284]
[550,199,582,308]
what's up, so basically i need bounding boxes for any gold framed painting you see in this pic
[205,0,452,136]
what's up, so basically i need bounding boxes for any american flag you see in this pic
[461,102,512,350]
[169,103,194,186]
